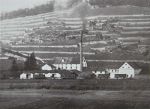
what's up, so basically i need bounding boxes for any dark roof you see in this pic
[23,70,76,74]
[23,70,60,74]
[87,61,122,69]
[53,57,80,64]
[86,61,139,71]
[23,70,79,78]
[127,62,140,69]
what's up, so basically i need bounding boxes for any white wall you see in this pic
[20,73,26,79]
[92,71,106,77]
[53,64,81,71]
[94,63,135,79]
[119,63,135,78]
[45,73,61,79]
[20,73,34,79]
[107,69,119,79]
[42,64,53,71]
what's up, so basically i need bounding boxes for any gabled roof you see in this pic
[87,61,139,71]
[87,61,123,69]
[53,57,80,64]
[126,62,140,69]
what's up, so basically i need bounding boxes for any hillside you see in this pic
[1,0,150,20]
[1,4,150,73]
[70,5,150,18]
[0,1,55,20]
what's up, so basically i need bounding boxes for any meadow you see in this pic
[0,79,150,90]
[0,89,150,109]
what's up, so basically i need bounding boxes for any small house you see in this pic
[44,70,61,79]
[20,73,34,79]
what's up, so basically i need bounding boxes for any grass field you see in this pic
[0,79,150,90]
[0,89,150,109]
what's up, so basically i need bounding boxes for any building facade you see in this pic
[53,57,87,71]
[90,62,137,79]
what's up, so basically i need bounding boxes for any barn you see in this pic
[87,61,140,79]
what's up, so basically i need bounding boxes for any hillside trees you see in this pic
[10,59,20,78]
[89,0,150,7]
[0,1,55,20]
[24,52,39,71]
[1,0,150,20]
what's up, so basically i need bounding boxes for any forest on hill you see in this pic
[0,1,55,20]
[89,0,150,7]
[1,0,150,20]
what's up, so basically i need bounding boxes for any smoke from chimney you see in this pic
[54,0,69,10]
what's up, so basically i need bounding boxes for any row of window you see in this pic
[55,64,80,70]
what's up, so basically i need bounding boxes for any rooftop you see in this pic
[86,61,140,71]
[53,57,80,64]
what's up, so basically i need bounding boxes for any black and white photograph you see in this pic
[0,0,150,109]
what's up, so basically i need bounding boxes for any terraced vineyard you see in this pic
[1,6,150,64]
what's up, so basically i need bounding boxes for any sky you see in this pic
[0,0,68,13]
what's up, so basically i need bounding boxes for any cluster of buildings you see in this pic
[0,47,142,80]
[19,56,139,80]
[1,1,150,80]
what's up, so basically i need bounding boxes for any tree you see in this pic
[96,32,103,40]
[1,1,55,20]
[11,59,20,78]
[24,52,38,71]
[88,0,150,7]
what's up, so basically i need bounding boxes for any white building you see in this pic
[45,72,61,79]
[41,64,54,71]
[53,57,87,71]
[19,70,79,80]
[20,73,34,79]
[19,71,60,79]
[89,62,140,79]
[109,62,135,79]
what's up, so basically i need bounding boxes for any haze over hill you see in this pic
[1,0,150,20]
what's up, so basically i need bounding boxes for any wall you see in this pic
[119,63,135,78]
[92,71,106,77]
[53,64,80,71]
[20,73,34,79]
[45,73,61,79]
